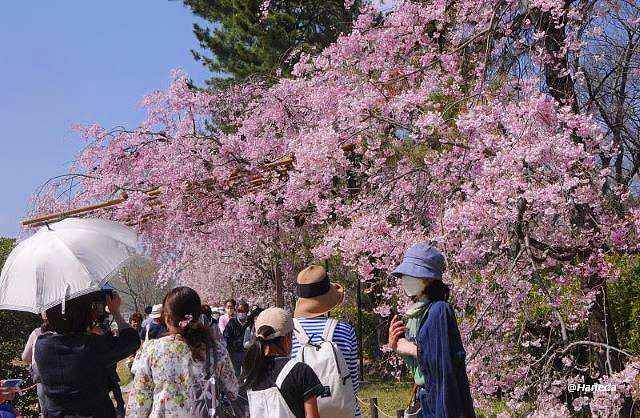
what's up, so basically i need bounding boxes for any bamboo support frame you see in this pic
[21,143,357,227]
[21,195,128,227]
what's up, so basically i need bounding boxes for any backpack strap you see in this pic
[293,318,311,345]
[145,323,150,341]
[322,318,338,341]
[320,319,348,379]
[275,359,299,390]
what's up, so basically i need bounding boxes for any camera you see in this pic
[90,289,116,317]
[100,289,114,302]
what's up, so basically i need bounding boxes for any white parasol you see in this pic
[0,218,139,313]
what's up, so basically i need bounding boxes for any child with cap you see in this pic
[241,308,323,418]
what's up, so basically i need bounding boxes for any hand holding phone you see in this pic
[1,379,23,388]
[0,379,22,402]
[387,315,406,352]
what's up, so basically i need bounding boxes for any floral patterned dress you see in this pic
[126,334,239,417]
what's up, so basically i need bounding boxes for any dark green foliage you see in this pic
[183,0,360,83]
[608,254,640,355]
[0,238,41,416]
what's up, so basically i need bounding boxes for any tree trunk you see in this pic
[539,7,578,113]
[584,276,625,374]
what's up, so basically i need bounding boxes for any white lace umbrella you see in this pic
[0,218,139,313]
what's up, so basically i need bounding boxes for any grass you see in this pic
[359,379,510,418]
[359,379,414,417]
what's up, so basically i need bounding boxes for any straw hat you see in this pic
[294,265,345,318]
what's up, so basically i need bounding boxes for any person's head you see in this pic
[240,308,294,389]
[392,243,450,302]
[144,305,153,316]
[46,292,99,335]
[247,305,263,324]
[162,286,210,361]
[294,265,345,318]
[236,300,250,323]
[41,319,52,333]
[129,312,143,329]
[149,303,163,323]
[200,304,213,326]
[211,309,221,321]
[224,299,236,317]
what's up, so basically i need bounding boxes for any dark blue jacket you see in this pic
[417,301,475,418]
[35,327,140,418]
[139,320,166,341]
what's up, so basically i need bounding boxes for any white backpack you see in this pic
[247,359,299,418]
[293,318,356,418]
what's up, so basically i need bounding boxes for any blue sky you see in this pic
[0,1,211,238]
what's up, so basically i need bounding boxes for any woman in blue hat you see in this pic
[387,243,475,418]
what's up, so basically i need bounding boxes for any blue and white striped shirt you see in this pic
[291,316,362,418]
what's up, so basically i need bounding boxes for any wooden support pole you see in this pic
[356,273,364,382]
[21,195,128,226]
[370,398,379,418]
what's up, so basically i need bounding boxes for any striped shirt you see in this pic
[291,316,362,418]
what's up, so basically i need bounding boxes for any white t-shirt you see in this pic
[22,327,43,363]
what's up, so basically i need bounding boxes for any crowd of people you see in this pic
[0,243,475,418]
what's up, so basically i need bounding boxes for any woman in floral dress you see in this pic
[126,287,238,417]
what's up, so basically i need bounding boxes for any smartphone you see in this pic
[1,379,23,388]
[390,307,402,321]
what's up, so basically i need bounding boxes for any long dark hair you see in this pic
[240,325,286,389]
[163,286,212,362]
[45,292,97,334]
[424,279,450,302]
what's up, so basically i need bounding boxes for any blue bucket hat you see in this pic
[392,243,445,280]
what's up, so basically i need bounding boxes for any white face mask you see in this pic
[401,275,426,296]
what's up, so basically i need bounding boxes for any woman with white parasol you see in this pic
[0,218,143,418]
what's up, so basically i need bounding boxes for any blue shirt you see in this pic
[140,321,166,340]
[291,316,361,418]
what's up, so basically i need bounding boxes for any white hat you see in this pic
[149,304,162,319]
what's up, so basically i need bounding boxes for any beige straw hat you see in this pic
[294,265,345,318]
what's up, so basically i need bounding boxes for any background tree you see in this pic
[108,258,174,314]
[183,0,361,83]
[576,0,640,190]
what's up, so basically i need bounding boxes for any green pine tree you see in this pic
[183,0,361,84]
